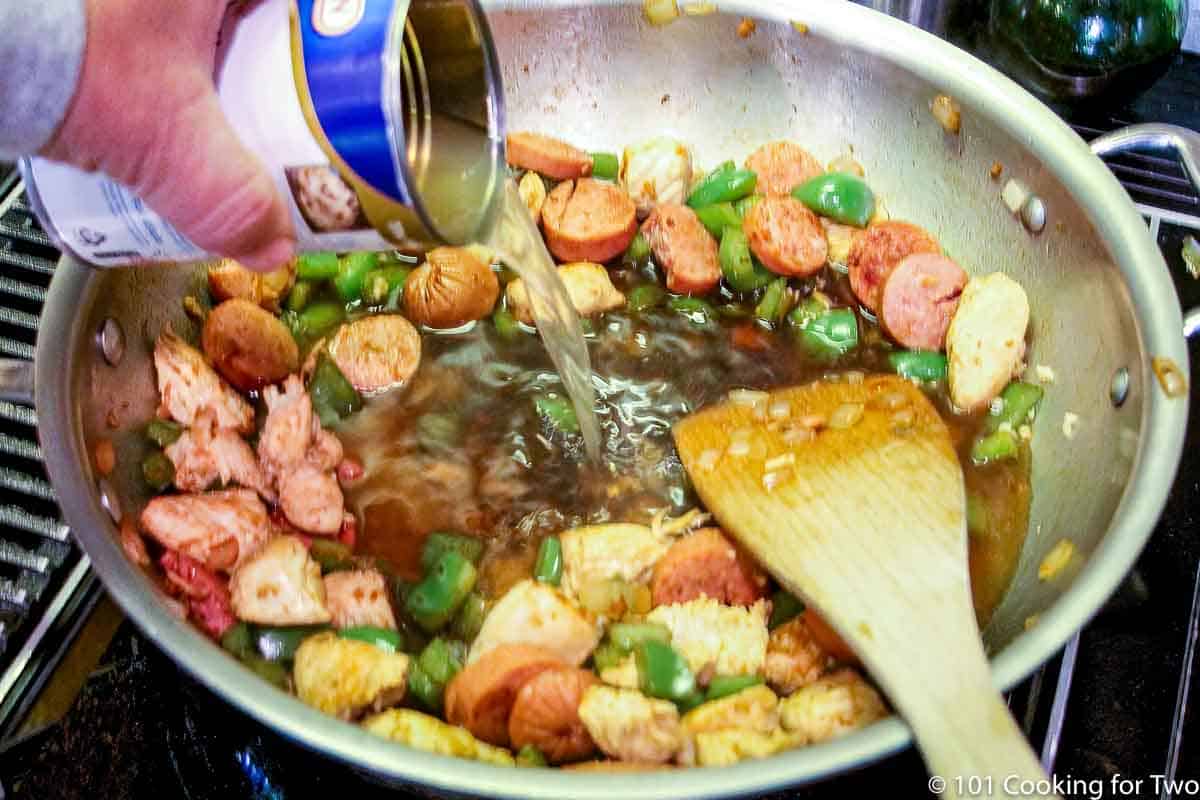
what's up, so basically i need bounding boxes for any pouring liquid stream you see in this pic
[483,178,603,461]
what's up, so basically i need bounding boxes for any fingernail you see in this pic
[237,238,296,272]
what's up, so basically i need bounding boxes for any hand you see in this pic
[42,0,295,271]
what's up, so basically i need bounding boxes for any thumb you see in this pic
[134,78,296,271]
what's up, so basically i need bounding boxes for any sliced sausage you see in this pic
[506,262,625,326]
[946,272,1030,412]
[506,132,592,180]
[743,195,828,278]
[541,178,638,264]
[207,258,296,312]
[878,253,968,351]
[201,298,298,392]
[640,203,721,294]
[846,221,940,314]
[744,141,824,196]
[508,666,598,764]
[801,609,857,665]
[326,314,421,396]
[403,246,499,329]
[444,643,563,747]
[651,527,768,607]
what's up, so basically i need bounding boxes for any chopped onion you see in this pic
[1035,364,1056,384]
[1038,539,1076,581]
[828,403,864,429]
[931,94,961,134]
[781,426,815,445]
[1061,412,1080,439]
[727,439,751,457]
[644,0,680,26]
[764,453,796,471]
[827,154,864,177]
[844,370,865,385]
[769,401,791,420]
[762,470,787,492]
[989,396,1005,416]
[799,414,826,430]
[682,0,716,15]
[891,408,915,426]
[729,388,769,407]
[880,392,908,410]
[697,448,721,472]
[1184,235,1200,279]
[1001,179,1030,214]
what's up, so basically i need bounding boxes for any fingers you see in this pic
[131,77,295,271]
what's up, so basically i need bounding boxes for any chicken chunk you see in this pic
[165,408,273,499]
[467,579,600,667]
[140,488,271,572]
[258,375,345,534]
[620,137,693,218]
[154,331,254,433]
[691,727,804,767]
[517,170,547,223]
[294,632,409,719]
[764,615,831,695]
[228,535,331,625]
[678,684,781,765]
[778,668,888,744]
[646,598,769,676]
[363,709,515,766]
[324,569,397,630]
[559,523,674,601]
[578,685,683,764]
[946,272,1030,412]
[505,262,625,326]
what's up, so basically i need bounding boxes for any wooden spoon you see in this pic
[674,374,1058,799]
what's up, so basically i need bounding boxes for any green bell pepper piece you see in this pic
[516,744,548,767]
[534,392,580,435]
[734,194,762,218]
[145,418,183,448]
[421,531,484,572]
[221,622,255,660]
[636,640,698,706]
[591,641,627,672]
[295,301,344,340]
[333,252,379,302]
[668,296,716,326]
[720,226,773,293]
[768,590,805,629]
[717,302,752,319]
[888,350,948,382]
[704,674,764,703]
[627,284,666,312]
[407,662,443,712]
[534,536,563,586]
[405,550,478,633]
[789,298,858,360]
[285,279,314,312]
[624,231,651,265]
[609,622,671,652]
[590,152,620,181]
[339,625,404,653]
[361,271,391,307]
[694,203,742,239]
[687,162,756,208]
[792,172,876,228]
[754,277,789,325]
[984,381,1044,433]
[255,625,331,661]
[451,591,487,641]
[296,251,339,281]
[493,308,524,342]
[418,637,463,685]
[309,538,355,574]
[971,430,1019,464]
[141,451,175,492]
[308,353,363,427]
[243,654,290,689]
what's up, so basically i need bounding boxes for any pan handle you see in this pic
[1089,123,1200,339]
[0,359,34,405]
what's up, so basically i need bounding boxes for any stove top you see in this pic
[0,22,1198,800]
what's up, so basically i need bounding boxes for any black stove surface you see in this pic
[2,26,1200,800]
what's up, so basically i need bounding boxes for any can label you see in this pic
[22,0,430,266]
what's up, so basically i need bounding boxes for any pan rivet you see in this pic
[97,319,125,366]
[1020,196,1046,234]
[1110,367,1130,408]
[97,478,122,523]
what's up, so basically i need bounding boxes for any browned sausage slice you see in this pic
[846,221,940,314]
[641,204,721,294]
[651,527,769,607]
[879,253,968,351]
[445,643,563,747]
[201,299,299,392]
[743,195,828,278]
[326,315,421,396]
[744,141,824,196]
[506,132,592,180]
[541,178,638,264]
[508,666,598,764]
